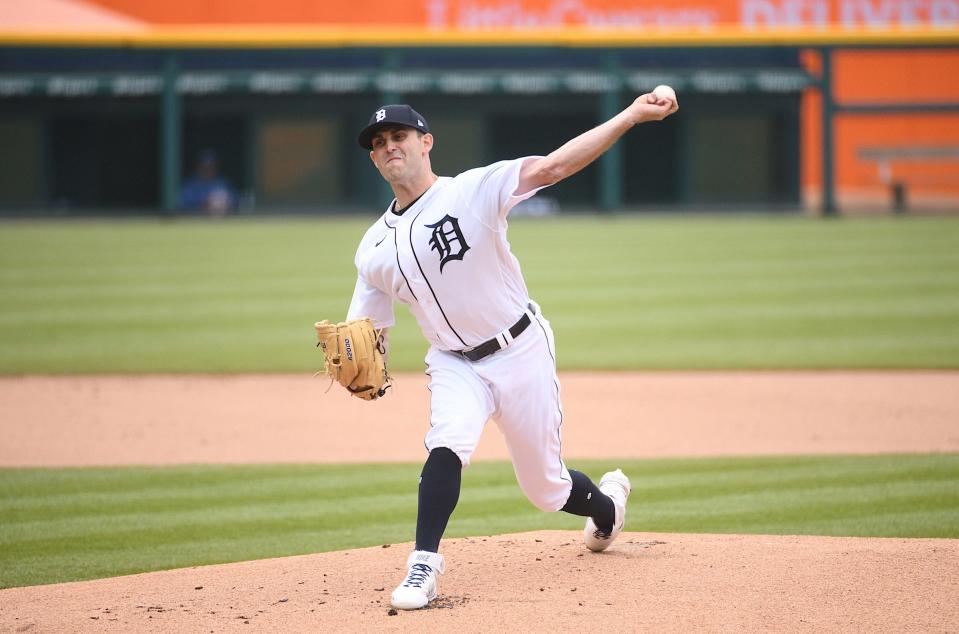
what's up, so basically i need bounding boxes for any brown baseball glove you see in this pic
[314,317,392,401]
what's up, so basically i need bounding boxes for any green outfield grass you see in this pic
[1,453,957,588]
[0,215,957,373]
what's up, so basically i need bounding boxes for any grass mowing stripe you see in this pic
[2,216,957,372]
[757,509,959,538]
[544,273,959,302]
[1,454,957,588]
[541,251,959,279]
[2,482,526,536]
[640,461,958,498]
[1,484,527,545]
[0,298,323,327]
[0,464,418,505]
[4,499,419,556]
[3,521,417,589]
[558,302,959,325]
[645,481,958,522]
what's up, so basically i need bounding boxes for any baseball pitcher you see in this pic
[317,91,678,610]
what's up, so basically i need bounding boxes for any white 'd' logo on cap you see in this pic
[375,109,386,122]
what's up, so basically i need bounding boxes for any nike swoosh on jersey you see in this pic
[375,236,387,247]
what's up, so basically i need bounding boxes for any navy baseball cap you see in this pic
[358,104,430,149]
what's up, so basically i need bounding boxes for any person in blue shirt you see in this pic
[179,149,236,215]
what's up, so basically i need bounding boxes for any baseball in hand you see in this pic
[653,84,677,103]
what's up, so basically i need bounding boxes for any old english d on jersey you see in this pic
[348,156,548,352]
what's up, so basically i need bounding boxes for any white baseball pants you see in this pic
[423,309,573,512]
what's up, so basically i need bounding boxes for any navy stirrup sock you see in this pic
[415,447,462,553]
[560,469,615,534]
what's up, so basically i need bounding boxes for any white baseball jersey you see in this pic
[347,156,573,512]
[347,157,545,350]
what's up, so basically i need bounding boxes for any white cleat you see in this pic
[584,469,632,552]
[390,550,445,610]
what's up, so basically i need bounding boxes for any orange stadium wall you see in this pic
[802,48,959,211]
[82,0,959,28]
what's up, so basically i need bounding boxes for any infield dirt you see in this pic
[1,531,956,632]
[2,371,957,466]
[1,371,957,631]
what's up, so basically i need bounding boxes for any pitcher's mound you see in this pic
[2,531,956,632]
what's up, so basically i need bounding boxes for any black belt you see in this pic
[458,309,533,362]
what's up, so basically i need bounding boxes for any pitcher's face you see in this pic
[369,126,433,184]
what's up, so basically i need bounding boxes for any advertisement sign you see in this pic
[79,0,959,31]
[83,0,958,29]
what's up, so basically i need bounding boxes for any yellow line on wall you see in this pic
[1,26,958,48]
